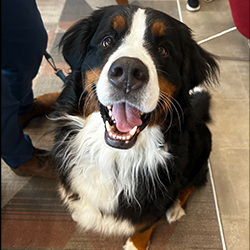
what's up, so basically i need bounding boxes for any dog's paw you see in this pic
[166,199,185,224]
[123,238,149,250]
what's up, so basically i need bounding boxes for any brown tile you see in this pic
[47,30,55,51]
[1,220,76,248]
[64,227,127,249]
[58,21,75,31]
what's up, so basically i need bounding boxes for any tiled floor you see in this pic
[2,0,249,249]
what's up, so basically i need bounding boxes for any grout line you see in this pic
[176,0,183,22]
[208,160,227,250]
[197,27,237,44]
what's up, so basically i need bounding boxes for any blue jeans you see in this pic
[1,0,48,168]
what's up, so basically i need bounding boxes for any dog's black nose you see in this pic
[108,57,149,93]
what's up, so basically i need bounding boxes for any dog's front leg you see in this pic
[123,223,157,250]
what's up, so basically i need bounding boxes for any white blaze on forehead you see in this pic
[125,8,147,51]
[97,8,159,113]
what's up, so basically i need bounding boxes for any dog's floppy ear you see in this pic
[179,24,219,90]
[59,8,108,70]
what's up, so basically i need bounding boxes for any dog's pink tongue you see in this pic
[112,103,142,133]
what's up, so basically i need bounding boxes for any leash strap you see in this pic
[43,51,66,83]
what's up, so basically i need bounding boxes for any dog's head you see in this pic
[59,5,218,150]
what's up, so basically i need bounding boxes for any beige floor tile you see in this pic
[237,61,250,97]
[211,60,249,100]
[210,147,249,216]
[222,215,249,250]
[209,98,249,149]
[209,149,239,215]
[224,149,249,216]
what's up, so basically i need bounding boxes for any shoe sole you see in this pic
[186,3,201,11]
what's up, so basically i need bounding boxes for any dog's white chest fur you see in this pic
[59,112,172,235]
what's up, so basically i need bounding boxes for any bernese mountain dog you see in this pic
[52,5,219,250]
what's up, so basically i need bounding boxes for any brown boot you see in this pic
[10,147,58,179]
[19,92,61,128]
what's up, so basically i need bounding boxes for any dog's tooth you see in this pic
[106,121,112,132]
[107,105,112,110]
[129,126,137,136]
[122,136,126,140]
[109,110,112,117]
[126,135,131,140]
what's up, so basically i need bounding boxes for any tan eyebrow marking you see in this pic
[152,21,166,37]
[112,15,126,31]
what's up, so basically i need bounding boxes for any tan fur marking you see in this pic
[85,68,102,88]
[149,76,176,127]
[113,15,126,31]
[178,186,195,208]
[152,21,166,37]
[82,68,102,117]
[116,0,128,4]
[129,223,158,250]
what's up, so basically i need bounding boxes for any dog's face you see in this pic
[60,5,218,150]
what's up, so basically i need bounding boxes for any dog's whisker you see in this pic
[160,90,184,130]
[158,93,171,124]
[156,68,171,78]
[84,62,101,79]
[159,92,175,128]
[79,83,98,117]
[82,89,97,117]
[160,96,174,133]
[78,90,87,114]
[161,90,184,122]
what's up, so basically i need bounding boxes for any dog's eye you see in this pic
[158,46,168,57]
[102,36,114,48]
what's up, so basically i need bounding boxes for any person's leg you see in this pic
[1,73,57,179]
[1,0,48,113]
[1,73,33,168]
[1,0,57,178]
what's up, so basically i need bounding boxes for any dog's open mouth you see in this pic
[99,102,152,149]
